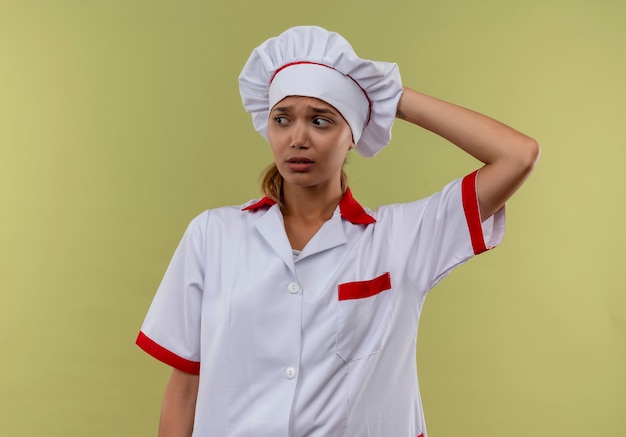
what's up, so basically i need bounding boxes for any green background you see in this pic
[1,0,624,435]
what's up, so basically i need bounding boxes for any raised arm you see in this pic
[396,87,540,219]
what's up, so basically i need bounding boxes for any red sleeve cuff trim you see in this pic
[136,331,200,375]
[461,170,488,255]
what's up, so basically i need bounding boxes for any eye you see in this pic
[312,117,331,127]
[273,116,289,125]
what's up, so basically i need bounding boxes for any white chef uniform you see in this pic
[137,169,505,436]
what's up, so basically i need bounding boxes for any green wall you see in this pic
[1,0,624,435]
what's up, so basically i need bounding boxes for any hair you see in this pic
[260,163,348,209]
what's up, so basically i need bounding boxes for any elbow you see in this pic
[528,137,541,168]
[517,136,541,174]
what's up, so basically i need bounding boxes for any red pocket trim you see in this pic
[338,272,391,301]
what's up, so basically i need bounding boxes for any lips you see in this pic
[286,157,314,172]
[287,157,314,164]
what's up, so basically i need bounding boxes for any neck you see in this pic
[281,182,343,223]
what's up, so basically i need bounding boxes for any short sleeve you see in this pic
[377,170,505,294]
[135,212,209,374]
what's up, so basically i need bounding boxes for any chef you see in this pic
[137,25,539,437]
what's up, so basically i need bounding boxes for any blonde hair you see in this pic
[260,163,348,209]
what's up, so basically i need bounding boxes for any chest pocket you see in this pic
[336,272,393,363]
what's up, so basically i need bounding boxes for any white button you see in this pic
[285,367,297,379]
[287,282,300,294]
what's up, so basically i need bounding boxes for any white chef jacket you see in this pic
[137,170,505,437]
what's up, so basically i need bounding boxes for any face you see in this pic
[268,96,354,191]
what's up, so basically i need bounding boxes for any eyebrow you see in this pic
[310,106,336,114]
[271,105,338,115]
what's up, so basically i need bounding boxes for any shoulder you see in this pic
[174,199,266,253]
[184,198,265,231]
[195,198,266,219]
[370,176,465,220]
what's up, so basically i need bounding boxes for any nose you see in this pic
[290,121,309,149]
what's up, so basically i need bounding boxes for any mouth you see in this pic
[287,157,314,164]
[286,157,315,172]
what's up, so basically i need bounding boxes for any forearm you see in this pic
[396,87,536,166]
[158,369,199,437]
[396,86,540,218]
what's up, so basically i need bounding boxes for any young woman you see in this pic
[137,26,539,437]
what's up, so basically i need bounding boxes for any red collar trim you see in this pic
[338,187,376,224]
[242,187,376,225]
[242,196,276,211]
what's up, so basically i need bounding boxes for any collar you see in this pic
[242,187,376,225]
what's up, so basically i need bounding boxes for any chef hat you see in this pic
[238,25,402,157]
